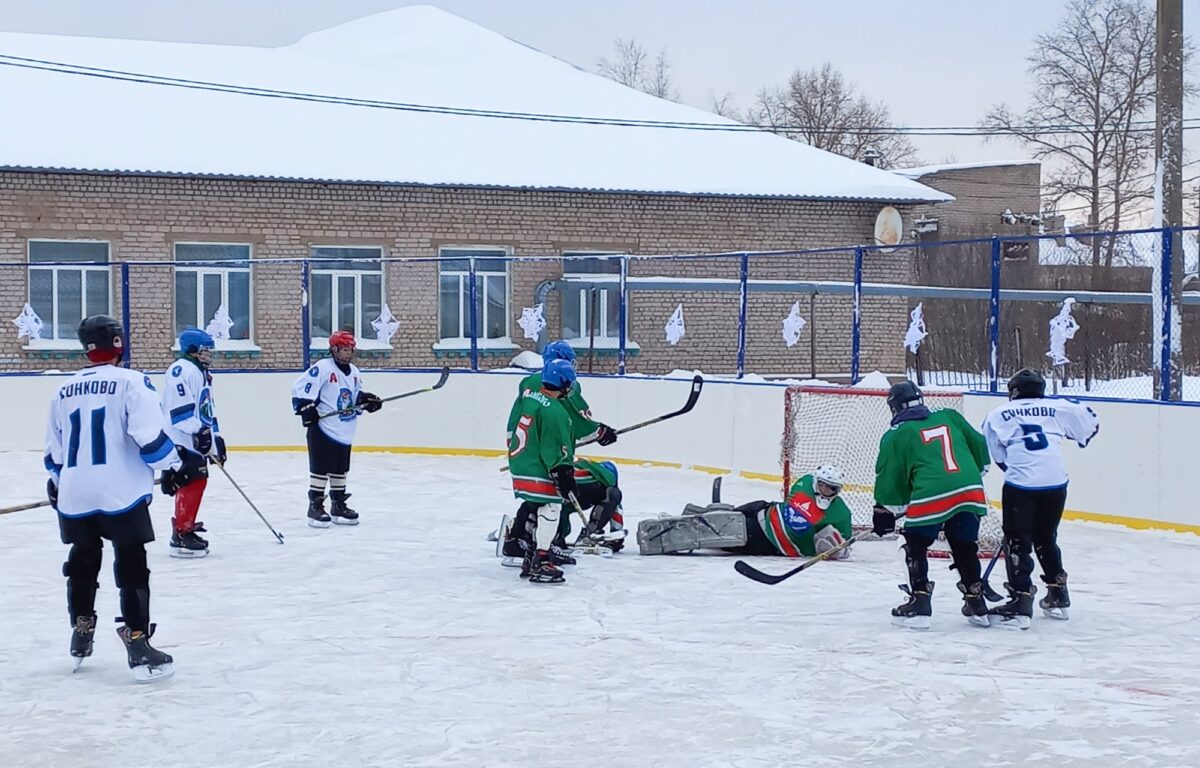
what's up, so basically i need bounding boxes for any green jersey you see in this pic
[874,408,990,528]
[506,373,600,443]
[507,390,575,504]
[756,474,854,557]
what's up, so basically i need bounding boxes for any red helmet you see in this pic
[329,331,356,349]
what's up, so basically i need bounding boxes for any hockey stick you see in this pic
[319,366,450,420]
[1,478,163,517]
[980,542,1007,603]
[213,463,285,544]
[733,513,906,586]
[499,374,704,472]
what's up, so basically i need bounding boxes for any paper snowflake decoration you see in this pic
[517,303,546,341]
[205,303,234,341]
[1047,298,1079,366]
[904,302,928,354]
[12,303,44,341]
[370,303,399,344]
[664,304,686,346]
[781,301,807,348]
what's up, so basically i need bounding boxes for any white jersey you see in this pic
[981,397,1100,491]
[292,358,364,445]
[163,357,220,454]
[45,365,182,518]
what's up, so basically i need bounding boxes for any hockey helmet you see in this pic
[179,327,215,366]
[1007,369,1046,400]
[812,464,844,510]
[542,358,577,391]
[886,380,923,416]
[542,340,577,365]
[329,330,356,364]
[78,315,124,364]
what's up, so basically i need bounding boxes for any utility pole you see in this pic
[1155,0,1184,400]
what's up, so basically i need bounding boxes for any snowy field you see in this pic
[1,451,1198,768]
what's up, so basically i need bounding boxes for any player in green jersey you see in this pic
[506,359,579,584]
[506,341,618,447]
[871,381,992,630]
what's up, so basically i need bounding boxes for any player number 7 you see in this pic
[920,424,960,472]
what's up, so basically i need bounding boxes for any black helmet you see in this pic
[886,380,923,416]
[1008,369,1046,400]
[78,315,124,356]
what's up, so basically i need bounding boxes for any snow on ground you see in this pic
[1,451,1198,768]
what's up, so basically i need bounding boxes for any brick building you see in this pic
[0,7,951,376]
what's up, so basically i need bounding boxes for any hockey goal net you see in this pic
[780,385,1002,558]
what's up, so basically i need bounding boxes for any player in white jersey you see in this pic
[162,328,226,558]
[291,331,382,528]
[45,315,201,680]
[981,369,1100,628]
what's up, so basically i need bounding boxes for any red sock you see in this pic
[174,477,208,533]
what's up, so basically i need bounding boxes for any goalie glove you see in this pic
[812,526,850,560]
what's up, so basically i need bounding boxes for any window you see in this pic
[310,247,383,346]
[28,240,111,343]
[174,243,252,342]
[562,253,623,342]
[438,248,509,344]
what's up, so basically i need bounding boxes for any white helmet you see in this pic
[812,465,845,509]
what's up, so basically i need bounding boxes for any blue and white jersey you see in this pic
[982,397,1100,491]
[292,358,364,446]
[163,357,219,455]
[45,365,182,518]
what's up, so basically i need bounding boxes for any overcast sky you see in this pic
[0,0,1190,172]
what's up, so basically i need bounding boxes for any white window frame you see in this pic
[309,246,389,350]
[561,251,629,348]
[26,239,112,350]
[434,246,515,350]
[173,242,258,351]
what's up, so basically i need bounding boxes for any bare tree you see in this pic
[747,63,920,169]
[596,37,679,101]
[981,0,1159,282]
[709,92,739,119]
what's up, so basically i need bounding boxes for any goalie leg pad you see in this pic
[637,512,747,555]
[682,502,735,516]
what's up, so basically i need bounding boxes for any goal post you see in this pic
[780,385,1001,557]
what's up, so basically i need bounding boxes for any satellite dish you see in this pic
[874,206,904,252]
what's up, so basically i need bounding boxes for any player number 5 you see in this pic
[1020,424,1049,451]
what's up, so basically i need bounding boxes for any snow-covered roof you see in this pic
[894,160,1038,180]
[0,6,951,203]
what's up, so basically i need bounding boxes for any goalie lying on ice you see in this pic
[638,467,853,558]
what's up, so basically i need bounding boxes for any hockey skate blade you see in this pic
[308,519,332,529]
[891,615,931,631]
[168,547,208,559]
[330,517,359,526]
[486,528,499,542]
[992,615,1032,631]
[72,656,86,673]
[966,614,992,628]
[1042,606,1069,621]
[500,556,522,568]
[569,545,614,558]
[132,662,174,684]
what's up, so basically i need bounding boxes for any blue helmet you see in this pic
[179,327,215,355]
[542,358,577,390]
[542,340,576,365]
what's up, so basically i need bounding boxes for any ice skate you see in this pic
[528,549,565,584]
[168,529,209,559]
[989,584,1035,630]
[117,626,174,683]
[958,581,991,628]
[307,493,331,529]
[1040,574,1070,620]
[548,544,576,566]
[891,583,933,630]
[70,614,96,671]
[329,491,359,526]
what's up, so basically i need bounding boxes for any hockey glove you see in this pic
[161,448,205,496]
[595,423,618,446]
[214,436,227,466]
[296,401,319,427]
[551,464,578,503]
[192,425,213,455]
[872,505,897,537]
[46,477,58,509]
[357,391,383,413]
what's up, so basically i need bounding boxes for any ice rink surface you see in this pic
[1,451,1198,768]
